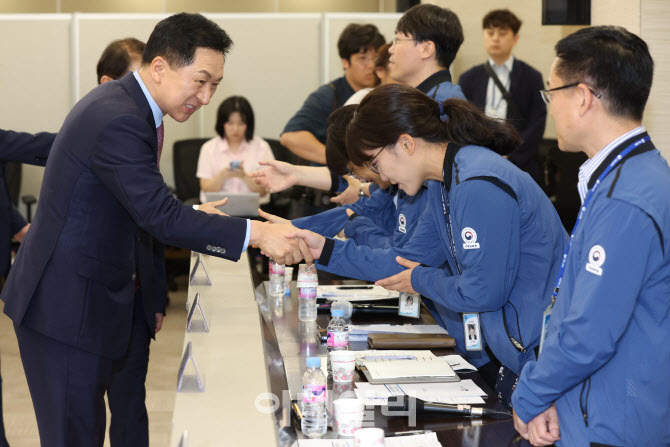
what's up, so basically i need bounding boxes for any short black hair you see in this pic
[555,26,653,121]
[143,12,233,69]
[325,105,357,175]
[337,24,385,61]
[396,4,463,69]
[215,96,255,141]
[483,9,522,34]
[97,38,145,84]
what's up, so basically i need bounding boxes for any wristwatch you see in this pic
[358,183,366,197]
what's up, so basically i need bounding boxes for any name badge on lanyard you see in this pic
[538,135,651,355]
[441,175,481,351]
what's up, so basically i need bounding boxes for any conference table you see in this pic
[169,252,531,446]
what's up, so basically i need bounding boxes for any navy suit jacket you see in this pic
[1,74,247,359]
[0,129,54,276]
[458,59,547,182]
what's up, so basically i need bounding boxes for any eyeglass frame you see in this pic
[392,36,416,46]
[364,146,386,175]
[540,82,601,105]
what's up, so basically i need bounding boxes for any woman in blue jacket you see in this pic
[292,84,568,407]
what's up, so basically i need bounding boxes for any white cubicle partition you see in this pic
[170,251,277,446]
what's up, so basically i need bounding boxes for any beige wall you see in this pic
[590,0,669,160]
[0,16,72,217]
[0,0,390,13]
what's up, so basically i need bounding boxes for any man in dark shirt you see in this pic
[281,23,384,165]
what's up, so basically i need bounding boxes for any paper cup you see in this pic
[284,267,293,296]
[330,350,356,383]
[333,398,365,437]
[354,427,385,447]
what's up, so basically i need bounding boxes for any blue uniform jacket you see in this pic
[513,135,670,446]
[316,145,568,373]
[293,185,428,250]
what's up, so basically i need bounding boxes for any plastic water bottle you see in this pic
[298,286,317,321]
[268,258,285,299]
[301,357,327,438]
[326,308,349,375]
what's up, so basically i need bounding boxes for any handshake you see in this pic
[196,197,325,266]
[248,210,327,266]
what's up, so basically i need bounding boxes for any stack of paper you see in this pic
[353,380,487,406]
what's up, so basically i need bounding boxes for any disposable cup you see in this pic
[284,267,293,296]
[333,398,365,437]
[330,350,356,383]
[354,427,385,446]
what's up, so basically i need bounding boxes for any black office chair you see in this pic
[165,138,210,290]
[542,138,588,231]
[173,138,209,205]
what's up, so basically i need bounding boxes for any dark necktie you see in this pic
[157,121,164,167]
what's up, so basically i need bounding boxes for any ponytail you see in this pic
[438,99,521,155]
[347,84,521,166]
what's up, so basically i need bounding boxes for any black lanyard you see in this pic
[440,174,462,276]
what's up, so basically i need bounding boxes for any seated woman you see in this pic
[197,96,273,204]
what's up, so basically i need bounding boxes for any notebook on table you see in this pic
[204,192,260,217]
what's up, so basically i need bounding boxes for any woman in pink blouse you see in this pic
[197,96,274,203]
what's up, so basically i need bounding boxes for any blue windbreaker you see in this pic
[316,145,568,373]
[292,185,429,249]
[513,134,670,446]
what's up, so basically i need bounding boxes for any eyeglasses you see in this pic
[540,82,601,104]
[364,146,386,174]
[392,36,416,46]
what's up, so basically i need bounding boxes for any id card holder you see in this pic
[538,304,553,356]
[398,293,420,318]
[463,313,482,351]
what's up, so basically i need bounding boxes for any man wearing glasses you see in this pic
[512,26,670,446]
[388,4,465,103]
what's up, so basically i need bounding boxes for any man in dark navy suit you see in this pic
[0,13,309,447]
[458,9,547,184]
[0,129,54,447]
[96,37,160,447]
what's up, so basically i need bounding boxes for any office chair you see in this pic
[173,138,210,205]
[6,161,37,222]
[542,138,587,231]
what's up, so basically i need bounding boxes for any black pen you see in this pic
[385,429,433,437]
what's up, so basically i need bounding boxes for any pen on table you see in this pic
[292,401,302,420]
[360,355,417,361]
[385,429,433,437]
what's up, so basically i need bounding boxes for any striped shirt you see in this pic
[577,126,646,203]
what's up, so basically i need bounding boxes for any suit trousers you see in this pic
[0,358,8,447]
[15,293,151,447]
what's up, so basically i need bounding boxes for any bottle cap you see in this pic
[331,309,344,317]
[306,357,321,368]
